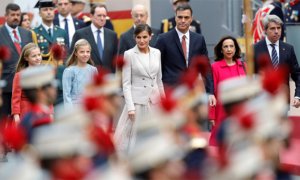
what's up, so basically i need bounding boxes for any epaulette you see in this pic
[195,20,201,25]
[83,15,91,23]
[162,19,169,33]
[106,16,111,20]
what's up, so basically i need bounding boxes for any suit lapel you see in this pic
[87,27,101,63]
[279,41,286,64]
[188,32,194,65]
[1,27,18,53]
[133,46,151,78]
[172,30,186,62]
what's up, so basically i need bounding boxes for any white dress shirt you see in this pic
[5,23,21,43]
[58,14,75,45]
[265,37,280,61]
[176,27,190,66]
[91,23,104,48]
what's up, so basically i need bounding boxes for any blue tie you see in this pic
[64,18,69,45]
[97,29,103,60]
[270,44,279,68]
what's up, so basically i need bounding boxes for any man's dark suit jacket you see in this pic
[155,29,213,94]
[53,14,85,30]
[118,26,160,55]
[254,39,300,97]
[0,26,33,117]
[70,26,118,72]
[0,26,33,93]
[53,14,85,47]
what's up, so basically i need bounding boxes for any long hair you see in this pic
[214,36,241,62]
[66,39,95,67]
[15,43,40,72]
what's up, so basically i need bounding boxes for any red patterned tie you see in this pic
[181,35,187,66]
[12,30,21,54]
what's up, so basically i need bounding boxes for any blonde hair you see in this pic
[66,39,95,67]
[15,43,40,72]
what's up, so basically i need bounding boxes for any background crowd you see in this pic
[0,0,300,179]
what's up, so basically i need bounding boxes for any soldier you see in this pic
[160,0,201,34]
[284,0,300,24]
[71,0,91,24]
[20,66,57,141]
[33,0,68,64]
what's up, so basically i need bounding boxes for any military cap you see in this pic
[34,0,55,8]
[219,76,262,105]
[20,66,56,89]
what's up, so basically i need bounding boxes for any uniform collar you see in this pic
[41,22,54,30]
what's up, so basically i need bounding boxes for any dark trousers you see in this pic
[0,92,12,119]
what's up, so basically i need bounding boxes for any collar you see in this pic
[219,59,242,67]
[133,45,152,54]
[175,27,190,40]
[5,23,18,32]
[91,23,104,33]
[59,13,72,21]
[41,22,54,30]
[265,37,279,47]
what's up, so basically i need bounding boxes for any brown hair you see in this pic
[15,43,40,72]
[214,36,241,61]
[90,3,107,15]
[66,39,95,67]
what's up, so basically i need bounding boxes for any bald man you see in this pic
[118,4,160,55]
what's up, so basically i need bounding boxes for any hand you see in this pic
[292,98,300,108]
[208,95,217,106]
[13,114,20,124]
[128,110,135,121]
[209,119,215,127]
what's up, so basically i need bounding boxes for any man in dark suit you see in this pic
[118,4,160,55]
[71,4,118,72]
[254,14,300,108]
[0,3,33,118]
[160,0,201,34]
[54,0,85,47]
[155,4,215,105]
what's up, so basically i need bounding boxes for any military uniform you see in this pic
[33,24,68,62]
[160,16,201,34]
[285,0,300,24]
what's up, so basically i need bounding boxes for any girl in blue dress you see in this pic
[62,39,98,107]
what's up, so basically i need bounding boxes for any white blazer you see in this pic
[122,45,165,111]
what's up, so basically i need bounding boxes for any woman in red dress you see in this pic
[209,36,246,146]
[11,43,42,123]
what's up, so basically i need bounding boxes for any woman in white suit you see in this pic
[114,24,165,154]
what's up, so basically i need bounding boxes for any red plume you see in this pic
[93,68,109,86]
[51,44,66,60]
[160,88,177,112]
[190,55,211,77]
[0,121,26,151]
[180,68,198,89]
[89,125,115,155]
[257,53,272,70]
[113,55,126,70]
[262,65,289,95]
[0,46,11,61]
[239,113,255,130]
[83,95,103,111]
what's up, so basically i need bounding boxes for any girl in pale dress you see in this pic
[114,24,165,154]
[62,39,98,107]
